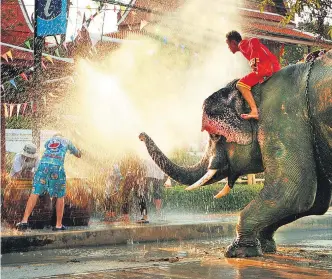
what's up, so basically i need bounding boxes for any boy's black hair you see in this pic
[226,31,242,43]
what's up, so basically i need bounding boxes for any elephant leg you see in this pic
[258,170,332,253]
[225,126,318,258]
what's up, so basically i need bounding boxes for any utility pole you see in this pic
[1,94,6,188]
[32,0,44,149]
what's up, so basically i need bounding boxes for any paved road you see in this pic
[2,225,332,279]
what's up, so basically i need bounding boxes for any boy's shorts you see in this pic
[237,72,267,90]
[32,163,66,198]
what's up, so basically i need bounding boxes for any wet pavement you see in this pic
[2,209,331,254]
[1,212,240,236]
[2,224,332,279]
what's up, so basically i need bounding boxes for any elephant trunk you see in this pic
[139,133,211,185]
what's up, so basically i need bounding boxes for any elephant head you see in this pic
[139,80,263,189]
[202,80,259,145]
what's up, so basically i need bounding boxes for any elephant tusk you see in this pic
[185,169,217,191]
[214,183,231,199]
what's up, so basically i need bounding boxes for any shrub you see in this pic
[163,183,263,213]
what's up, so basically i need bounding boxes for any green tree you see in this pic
[287,0,332,39]
[260,0,332,38]
[297,20,331,38]
[280,44,305,66]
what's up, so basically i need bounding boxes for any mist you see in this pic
[48,0,250,178]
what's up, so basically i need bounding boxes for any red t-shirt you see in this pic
[239,38,281,76]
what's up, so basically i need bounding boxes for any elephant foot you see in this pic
[259,237,277,253]
[225,238,263,258]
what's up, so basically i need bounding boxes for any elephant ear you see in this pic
[202,85,254,145]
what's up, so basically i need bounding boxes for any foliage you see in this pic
[287,0,332,39]
[5,116,32,129]
[5,152,16,174]
[280,44,305,65]
[260,0,332,39]
[163,184,263,213]
[297,20,332,39]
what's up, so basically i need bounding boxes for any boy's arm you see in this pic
[249,38,261,72]
[68,141,82,158]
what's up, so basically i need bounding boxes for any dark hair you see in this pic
[226,31,242,43]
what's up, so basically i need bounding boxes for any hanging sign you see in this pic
[37,0,68,36]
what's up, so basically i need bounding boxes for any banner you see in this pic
[17,104,21,118]
[37,0,68,36]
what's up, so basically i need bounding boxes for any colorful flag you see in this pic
[140,20,149,30]
[31,101,38,113]
[10,79,17,89]
[20,73,29,81]
[120,5,126,15]
[45,55,54,63]
[1,53,8,62]
[9,104,14,117]
[25,40,31,49]
[16,104,21,117]
[22,102,28,115]
[6,50,13,60]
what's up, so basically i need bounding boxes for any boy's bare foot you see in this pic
[241,112,259,120]
[214,184,231,199]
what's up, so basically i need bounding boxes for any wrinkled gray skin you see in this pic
[139,50,332,257]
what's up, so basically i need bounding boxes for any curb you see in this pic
[1,222,237,254]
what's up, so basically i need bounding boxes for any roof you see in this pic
[240,8,286,23]
[120,0,183,26]
[243,20,332,48]
[1,0,33,54]
[116,0,332,48]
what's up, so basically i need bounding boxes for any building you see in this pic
[107,0,332,60]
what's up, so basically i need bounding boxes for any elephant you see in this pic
[139,50,332,258]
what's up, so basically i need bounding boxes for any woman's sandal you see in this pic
[52,225,67,231]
